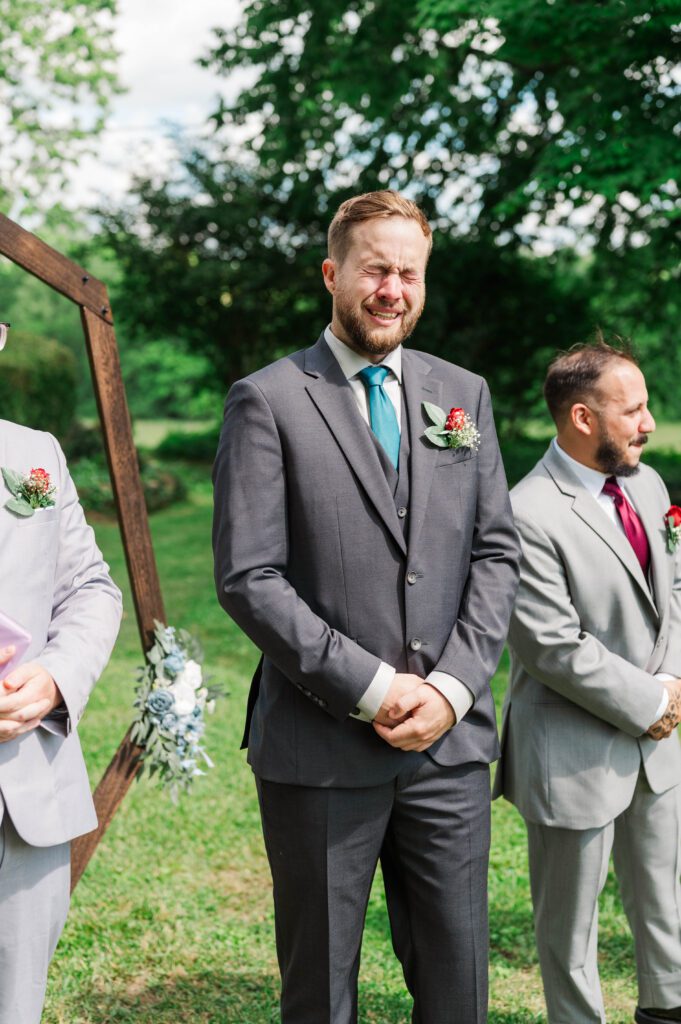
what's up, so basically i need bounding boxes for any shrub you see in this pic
[119,337,223,420]
[156,425,221,463]
[0,330,78,437]
[62,420,105,461]
[71,455,187,515]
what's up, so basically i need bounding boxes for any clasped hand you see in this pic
[0,646,61,743]
[647,678,681,742]
[372,673,456,752]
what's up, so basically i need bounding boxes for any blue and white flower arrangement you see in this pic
[131,620,223,799]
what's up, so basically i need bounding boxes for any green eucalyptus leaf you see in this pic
[2,467,24,497]
[423,425,449,448]
[5,497,33,517]
[422,401,446,427]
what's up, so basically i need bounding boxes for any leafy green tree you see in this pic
[102,0,680,423]
[0,0,120,211]
[101,153,593,424]
[206,0,679,256]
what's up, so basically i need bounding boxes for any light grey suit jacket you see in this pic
[213,335,520,787]
[0,420,122,846]
[495,443,681,829]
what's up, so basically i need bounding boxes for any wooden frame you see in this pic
[0,213,166,889]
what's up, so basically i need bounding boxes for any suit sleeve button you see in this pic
[409,638,422,651]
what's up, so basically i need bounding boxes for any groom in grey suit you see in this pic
[496,340,681,1024]
[213,190,520,1023]
[0,417,122,1023]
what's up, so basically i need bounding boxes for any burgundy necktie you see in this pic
[602,477,650,576]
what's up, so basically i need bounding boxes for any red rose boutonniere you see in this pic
[422,403,481,451]
[2,466,56,517]
[664,506,681,553]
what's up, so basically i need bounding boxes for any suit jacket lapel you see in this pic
[543,446,659,620]
[402,349,441,552]
[304,336,407,555]
[624,469,670,615]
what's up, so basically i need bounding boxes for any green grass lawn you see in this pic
[44,483,638,1023]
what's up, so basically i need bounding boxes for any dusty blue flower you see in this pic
[163,651,186,676]
[161,712,178,732]
[147,689,174,716]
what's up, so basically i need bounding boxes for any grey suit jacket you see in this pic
[495,443,681,829]
[213,335,520,787]
[0,420,122,846]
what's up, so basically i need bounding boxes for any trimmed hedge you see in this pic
[156,425,221,463]
[71,455,187,515]
[0,330,78,437]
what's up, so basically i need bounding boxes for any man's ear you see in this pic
[322,257,337,295]
[571,402,595,437]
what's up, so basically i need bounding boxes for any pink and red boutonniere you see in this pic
[422,402,481,451]
[2,466,56,517]
[664,506,681,553]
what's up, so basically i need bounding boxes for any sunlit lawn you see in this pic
[44,481,639,1023]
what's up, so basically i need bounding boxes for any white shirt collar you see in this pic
[551,437,618,499]
[324,325,402,383]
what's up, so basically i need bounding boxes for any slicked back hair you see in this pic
[544,337,639,427]
[327,190,433,265]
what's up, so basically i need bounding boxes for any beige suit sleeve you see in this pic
[509,513,664,737]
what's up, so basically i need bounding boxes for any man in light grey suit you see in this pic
[496,339,681,1024]
[213,190,520,1023]
[0,417,122,1023]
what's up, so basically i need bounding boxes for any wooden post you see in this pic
[0,215,167,889]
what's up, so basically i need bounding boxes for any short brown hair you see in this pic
[328,190,432,264]
[543,334,638,426]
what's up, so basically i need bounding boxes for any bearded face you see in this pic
[324,216,429,359]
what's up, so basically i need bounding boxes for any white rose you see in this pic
[176,659,202,691]
[168,680,197,716]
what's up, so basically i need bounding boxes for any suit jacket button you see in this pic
[397,506,408,518]
[407,571,418,585]
[409,638,422,651]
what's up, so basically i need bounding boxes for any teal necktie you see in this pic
[358,365,401,470]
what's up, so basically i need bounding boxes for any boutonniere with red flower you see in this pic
[2,467,56,517]
[422,403,481,451]
[664,506,681,553]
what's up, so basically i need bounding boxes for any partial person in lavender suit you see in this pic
[213,190,520,1024]
[0,414,122,1024]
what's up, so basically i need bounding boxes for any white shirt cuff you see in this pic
[426,671,474,725]
[351,662,395,723]
[652,673,673,724]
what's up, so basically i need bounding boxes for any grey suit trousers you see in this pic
[526,772,681,1024]
[257,758,491,1024]
[0,813,70,1024]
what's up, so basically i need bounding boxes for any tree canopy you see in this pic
[0,0,120,211]
[101,0,681,424]
[206,0,679,255]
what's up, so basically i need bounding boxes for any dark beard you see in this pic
[335,299,423,357]
[595,432,647,477]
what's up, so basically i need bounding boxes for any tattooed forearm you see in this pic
[647,685,681,741]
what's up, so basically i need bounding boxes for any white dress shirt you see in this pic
[552,438,669,724]
[324,326,474,725]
